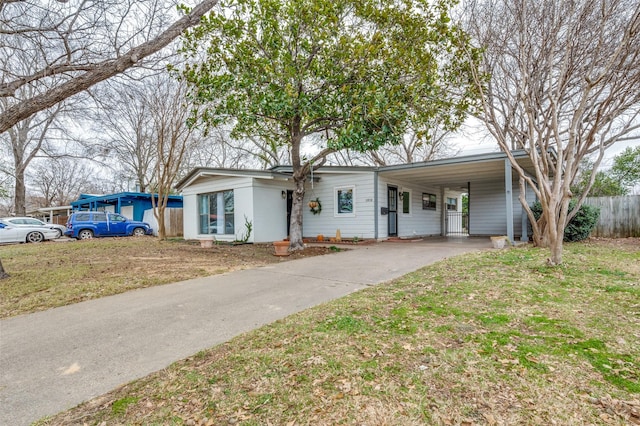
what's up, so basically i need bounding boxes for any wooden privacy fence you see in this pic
[143,208,184,237]
[584,195,640,238]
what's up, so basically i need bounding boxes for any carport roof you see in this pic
[71,192,183,208]
[378,150,538,189]
[177,150,541,191]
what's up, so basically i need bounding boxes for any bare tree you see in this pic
[463,0,640,265]
[0,0,218,278]
[182,127,260,169]
[0,0,218,134]
[28,157,95,207]
[330,125,459,166]
[0,102,65,215]
[89,81,157,192]
[146,76,197,240]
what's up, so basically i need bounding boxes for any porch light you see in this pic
[281,190,286,199]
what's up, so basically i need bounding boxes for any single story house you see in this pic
[176,151,539,243]
[27,205,72,226]
[71,192,183,222]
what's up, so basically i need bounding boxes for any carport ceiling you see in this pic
[378,155,538,189]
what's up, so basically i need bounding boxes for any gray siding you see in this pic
[303,172,376,239]
[469,178,535,237]
[377,176,443,238]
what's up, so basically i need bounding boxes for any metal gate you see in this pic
[446,212,469,236]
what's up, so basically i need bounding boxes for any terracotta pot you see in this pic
[200,238,215,248]
[273,240,290,256]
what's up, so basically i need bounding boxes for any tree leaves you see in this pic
[180,0,479,155]
[180,0,480,248]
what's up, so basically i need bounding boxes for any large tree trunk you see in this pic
[156,205,167,240]
[536,195,570,265]
[13,168,26,216]
[287,118,307,252]
[548,236,564,266]
[0,259,9,279]
[288,175,306,251]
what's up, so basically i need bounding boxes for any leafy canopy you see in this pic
[572,146,640,197]
[610,146,640,191]
[180,0,479,157]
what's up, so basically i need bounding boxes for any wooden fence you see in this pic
[584,195,640,238]
[143,208,184,237]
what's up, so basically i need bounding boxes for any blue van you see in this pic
[64,212,153,239]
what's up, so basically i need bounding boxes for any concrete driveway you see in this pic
[0,237,490,425]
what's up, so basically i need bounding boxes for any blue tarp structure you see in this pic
[70,192,183,222]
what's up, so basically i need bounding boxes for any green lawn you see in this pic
[37,240,640,425]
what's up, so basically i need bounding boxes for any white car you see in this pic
[1,217,66,239]
[0,220,59,244]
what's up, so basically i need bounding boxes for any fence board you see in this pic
[143,208,184,237]
[584,195,640,238]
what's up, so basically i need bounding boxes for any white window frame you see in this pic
[198,189,235,235]
[446,197,458,211]
[334,185,356,217]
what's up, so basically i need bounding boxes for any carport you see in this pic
[377,150,539,242]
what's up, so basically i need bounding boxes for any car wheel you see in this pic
[132,227,146,237]
[26,231,44,243]
[77,229,94,240]
[53,229,62,239]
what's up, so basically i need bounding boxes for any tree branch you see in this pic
[0,0,218,134]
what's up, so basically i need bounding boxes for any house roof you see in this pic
[177,150,540,191]
[176,168,293,191]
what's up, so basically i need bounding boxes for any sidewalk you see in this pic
[0,238,490,425]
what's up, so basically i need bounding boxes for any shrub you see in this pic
[530,200,600,242]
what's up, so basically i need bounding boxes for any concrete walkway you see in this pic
[0,238,490,425]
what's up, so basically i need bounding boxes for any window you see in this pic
[446,197,458,211]
[111,214,126,222]
[75,213,91,221]
[422,193,436,210]
[198,190,234,235]
[401,190,411,214]
[335,186,355,216]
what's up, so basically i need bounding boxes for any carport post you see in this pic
[374,171,379,240]
[520,180,529,242]
[440,186,446,236]
[504,159,514,244]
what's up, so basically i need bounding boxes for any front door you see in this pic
[388,186,398,237]
[286,190,293,237]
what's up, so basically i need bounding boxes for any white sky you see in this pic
[450,117,640,169]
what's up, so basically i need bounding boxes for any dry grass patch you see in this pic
[36,239,640,425]
[0,238,333,318]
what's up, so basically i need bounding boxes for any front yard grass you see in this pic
[0,238,331,318]
[36,239,640,425]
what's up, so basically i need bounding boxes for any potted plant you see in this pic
[273,240,290,256]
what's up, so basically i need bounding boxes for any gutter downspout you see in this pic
[505,158,515,244]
